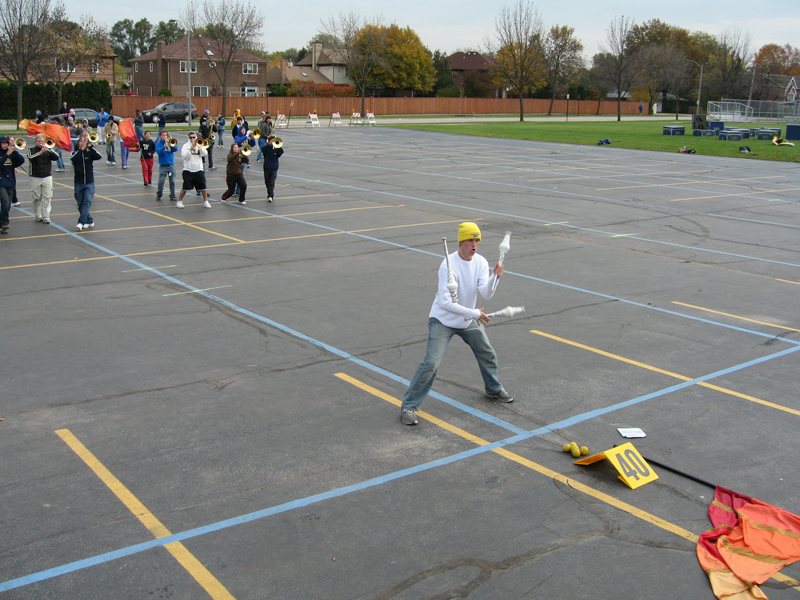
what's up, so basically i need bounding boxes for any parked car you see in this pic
[46,108,122,127]
[142,102,198,123]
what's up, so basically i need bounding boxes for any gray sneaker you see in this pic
[400,407,418,425]
[488,388,514,403]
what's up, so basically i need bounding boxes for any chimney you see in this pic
[312,41,322,71]
[280,59,287,83]
[156,39,166,92]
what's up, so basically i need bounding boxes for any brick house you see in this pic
[294,42,352,86]
[130,36,269,97]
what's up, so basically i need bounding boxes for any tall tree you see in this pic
[755,43,800,77]
[151,20,184,46]
[109,18,153,66]
[0,0,65,122]
[35,16,108,108]
[182,0,264,117]
[542,25,584,115]
[706,29,753,99]
[370,25,435,95]
[320,12,385,115]
[594,16,642,121]
[431,49,455,93]
[485,0,546,121]
[658,44,691,119]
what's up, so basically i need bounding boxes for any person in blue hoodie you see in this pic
[0,135,25,234]
[154,129,179,201]
[259,135,284,202]
[70,136,103,231]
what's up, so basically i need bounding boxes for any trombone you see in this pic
[14,138,27,150]
[240,143,252,157]
[272,136,284,149]
[252,129,261,140]
[88,132,100,144]
[45,137,57,149]
[168,137,178,147]
[195,137,209,148]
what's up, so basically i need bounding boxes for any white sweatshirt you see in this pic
[429,251,497,329]
[181,141,207,172]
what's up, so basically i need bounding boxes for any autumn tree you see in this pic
[485,0,546,121]
[594,16,642,121]
[182,0,264,118]
[321,12,385,115]
[542,25,584,115]
[755,43,800,76]
[706,29,753,99]
[370,25,435,95]
[34,17,107,108]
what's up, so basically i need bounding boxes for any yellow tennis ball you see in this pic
[580,446,589,455]
[571,447,581,458]
[562,444,571,453]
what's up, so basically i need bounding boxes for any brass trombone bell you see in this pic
[45,137,56,148]
[252,130,261,139]
[106,132,113,141]
[14,138,27,150]
[169,138,178,147]
[272,136,284,149]
[196,137,208,148]
[209,133,216,141]
[240,144,252,156]
[88,132,99,144]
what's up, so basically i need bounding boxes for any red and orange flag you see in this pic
[697,486,800,599]
[18,119,72,151]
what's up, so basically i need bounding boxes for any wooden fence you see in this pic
[111,95,640,120]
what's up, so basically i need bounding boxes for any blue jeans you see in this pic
[106,141,116,163]
[55,148,64,170]
[74,182,95,225]
[401,317,502,411]
[157,165,176,198]
[135,125,144,141]
[121,145,129,167]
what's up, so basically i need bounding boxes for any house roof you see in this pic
[132,36,267,64]
[449,52,492,71]
[264,65,332,85]
[295,48,348,67]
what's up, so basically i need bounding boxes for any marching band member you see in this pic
[399,222,513,426]
[199,111,215,170]
[103,117,118,165]
[71,135,103,231]
[220,142,249,205]
[216,112,225,147]
[0,135,25,234]
[177,132,210,209]
[28,133,60,224]
[139,131,156,187]
[258,134,283,203]
[154,130,178,201]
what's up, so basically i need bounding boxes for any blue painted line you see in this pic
[3,343,797,593]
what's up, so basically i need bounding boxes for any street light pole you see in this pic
[684,59,707,115]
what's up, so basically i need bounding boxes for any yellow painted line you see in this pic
[776,279,800,286]
[671,302,800,333]
[334,373,697,542]
[531,330,800,417]
[55,429,236,600]
[671,188,800,202]
[597,175,787,191]
[163,285,232,296]
[336,374,800,590]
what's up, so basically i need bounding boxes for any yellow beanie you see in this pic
[458,222,481,242]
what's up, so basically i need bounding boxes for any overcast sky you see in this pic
[78,0,797,61]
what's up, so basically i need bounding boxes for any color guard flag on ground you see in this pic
[697,486,800,599]
[19,119,72,151]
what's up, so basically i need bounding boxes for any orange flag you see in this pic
[22,121,72,151]
[697,486,800,600]
[119,118,137,146]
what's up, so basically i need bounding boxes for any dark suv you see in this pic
[142,102,199,123]
[47,108,122,127]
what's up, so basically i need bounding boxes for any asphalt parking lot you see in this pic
[2,124,800,599]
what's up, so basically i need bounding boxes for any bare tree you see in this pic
[595,16,642,121]
[707,29,753,99]
[0,0,65,122]
[485,0,546,121]
[181,0,264,117]
[34,16,107,109]
[320,12,385,116]
[542,25,584,115]
[658,45,691,120]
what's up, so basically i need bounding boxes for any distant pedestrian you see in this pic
[639,102,643,115]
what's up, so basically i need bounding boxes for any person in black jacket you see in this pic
[71,136,103,231]
[28,134,60,223]
[139,131,156,186]
[0,135,25,234]
[198,113,215,170]
[259,135,284,202]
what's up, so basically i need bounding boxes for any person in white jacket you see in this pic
[177,132,210,208]
[400,222,514,426]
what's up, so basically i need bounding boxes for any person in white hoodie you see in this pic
[399,222,514,425]
[177,132,210,208]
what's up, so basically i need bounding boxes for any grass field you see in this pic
[386,119,799,162]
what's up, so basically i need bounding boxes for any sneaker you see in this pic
[268,197,273,202]
[35,217,43,222]
[55,168,65,172]
[106,161,111,165]
[169,197,177,201]
[238,200,246,205]
[111,162,116,165]
[42,219,50,224]
[400,407,418,425]
[76,223,83,231]
[488,388,514,403]
[144,183,149,187]
[156,196,162,201]
[203,200,211,208]
[12,201,21,207]
[176,201,185,208]
[122,165,128,169]
[85,222,94,228]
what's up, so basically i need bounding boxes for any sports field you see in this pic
[2,126,800,599]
